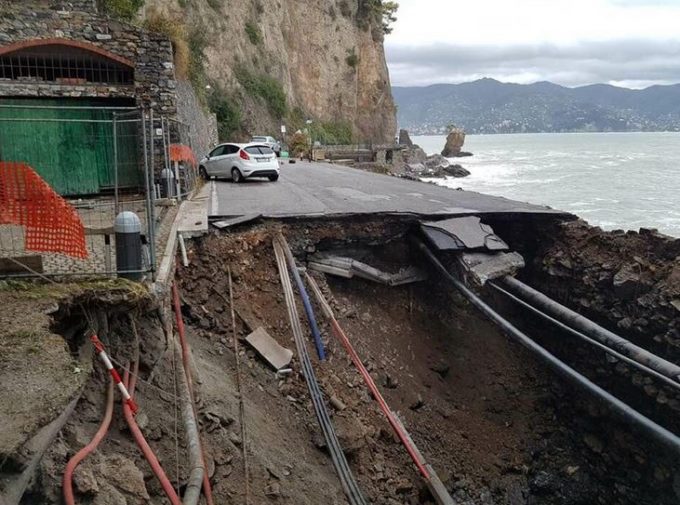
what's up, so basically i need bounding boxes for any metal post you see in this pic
[112,112,119,214]
[148,108,157,278]
[141,107,155,275]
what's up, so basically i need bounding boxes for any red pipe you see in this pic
[172,282,215,505]
[328,319,431,479]
[122,369,182,505]
[62,378,114,505]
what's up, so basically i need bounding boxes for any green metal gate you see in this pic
[0,98,141,196]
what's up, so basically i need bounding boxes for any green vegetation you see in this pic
[357,0,399,34]
[289,132,310,157]
[338,0,352,18]
[245,21,262,45]
[208,88,242,141]
[345,48,359,68]
[188,28,209,100]
[143,10,190,79]
[311,120,354,145]
[99,0,144,20]
[236,66,287,118]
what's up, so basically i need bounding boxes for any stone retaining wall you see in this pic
[0,1,176,114]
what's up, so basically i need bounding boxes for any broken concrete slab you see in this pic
[421,216,509,251]
[211,214,262,230]
[245,327,293,371]
[308,255,427,286]
[460,252,525,285]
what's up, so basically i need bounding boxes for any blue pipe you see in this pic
[278,236,326,360]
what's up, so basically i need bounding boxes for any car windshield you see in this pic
[252,137,267,142]
[245,146,274,155]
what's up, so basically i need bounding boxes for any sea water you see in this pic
[414,132,680,238]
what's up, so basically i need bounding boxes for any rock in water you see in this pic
[398,129,414,147]
[444,164,471,178]
[441,127,466,157]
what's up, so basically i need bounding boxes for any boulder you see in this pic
[398,129,414,147]
[612,263,650,299]
[424,154,450,169]
[443,164,471,178]
[441,127,466,157]
[402,144,427,165]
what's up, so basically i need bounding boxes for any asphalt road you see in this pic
[210,160,568,219]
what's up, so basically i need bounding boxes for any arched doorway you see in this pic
[0,39,140,195]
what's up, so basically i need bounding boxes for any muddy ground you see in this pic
[3,217,680,504]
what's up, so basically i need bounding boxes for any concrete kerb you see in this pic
[152,184,210,297]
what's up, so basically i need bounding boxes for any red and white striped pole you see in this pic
[90,334,139,414]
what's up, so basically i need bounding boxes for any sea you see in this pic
[413,132,680,238]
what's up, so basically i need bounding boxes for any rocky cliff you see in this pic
[141,0,397,143]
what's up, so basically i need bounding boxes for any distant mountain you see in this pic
[392,78,680,134]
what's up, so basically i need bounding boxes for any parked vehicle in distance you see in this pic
[199,143,280,182]
[251,135,281,156]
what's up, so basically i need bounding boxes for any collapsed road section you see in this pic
[3,213,680,505]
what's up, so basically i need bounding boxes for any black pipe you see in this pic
[501,276,680,383]
[415,240,680,453]
[488,281,680,392]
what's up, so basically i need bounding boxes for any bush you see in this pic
[99,0,144,20]
[289,132,310,157]
[236,67,287,118]
[345,48,359,68]
[188,29,209,99]
[206,0,222,10]
[357,0,398,34]
[312,120,353,145]
[245,21,262,45]
[143,9,190,79]
[208,89,242,141]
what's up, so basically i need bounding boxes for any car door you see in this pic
[205,145,227,176]
[221,144,241,178]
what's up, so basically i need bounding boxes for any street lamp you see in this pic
[306,119,313,161]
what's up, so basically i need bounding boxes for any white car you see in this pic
[199,143,280,182]
[251,135,281,156]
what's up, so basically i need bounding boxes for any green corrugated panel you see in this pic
[0,98,140,196]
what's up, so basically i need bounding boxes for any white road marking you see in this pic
[210,180,218,215]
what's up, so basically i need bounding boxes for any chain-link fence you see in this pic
[0,104,199,279]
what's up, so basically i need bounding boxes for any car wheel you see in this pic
[268,173,279,182]
[231,168,243,183]
[199,166,208,180]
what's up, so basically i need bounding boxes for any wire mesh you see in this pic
[0,105,167,279]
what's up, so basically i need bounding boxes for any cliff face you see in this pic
[143,0,397,143]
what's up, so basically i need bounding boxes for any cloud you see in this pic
[386,39,680,87]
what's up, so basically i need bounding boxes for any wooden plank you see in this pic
[0,255,44,274]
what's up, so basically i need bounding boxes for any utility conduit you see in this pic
[303,272,455,505]
[500,276,680,383]
[273,236,368,505]
[172,282,213,505]
[277,233,326,360]
[62,379,114,505]
[416,239,680,454]
[122,369,182,505]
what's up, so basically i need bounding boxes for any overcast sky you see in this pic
[385,0,680,88]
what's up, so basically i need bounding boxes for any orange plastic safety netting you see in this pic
[0,162,88,259]
[169,144,197,167]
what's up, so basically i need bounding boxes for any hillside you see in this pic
[393,78,680,134]
[134,0,397,143]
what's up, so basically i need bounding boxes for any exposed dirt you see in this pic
[6,217,680,505]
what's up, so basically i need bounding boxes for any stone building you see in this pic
[0,0,214,195]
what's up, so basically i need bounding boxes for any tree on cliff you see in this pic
[358,0,399,35]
